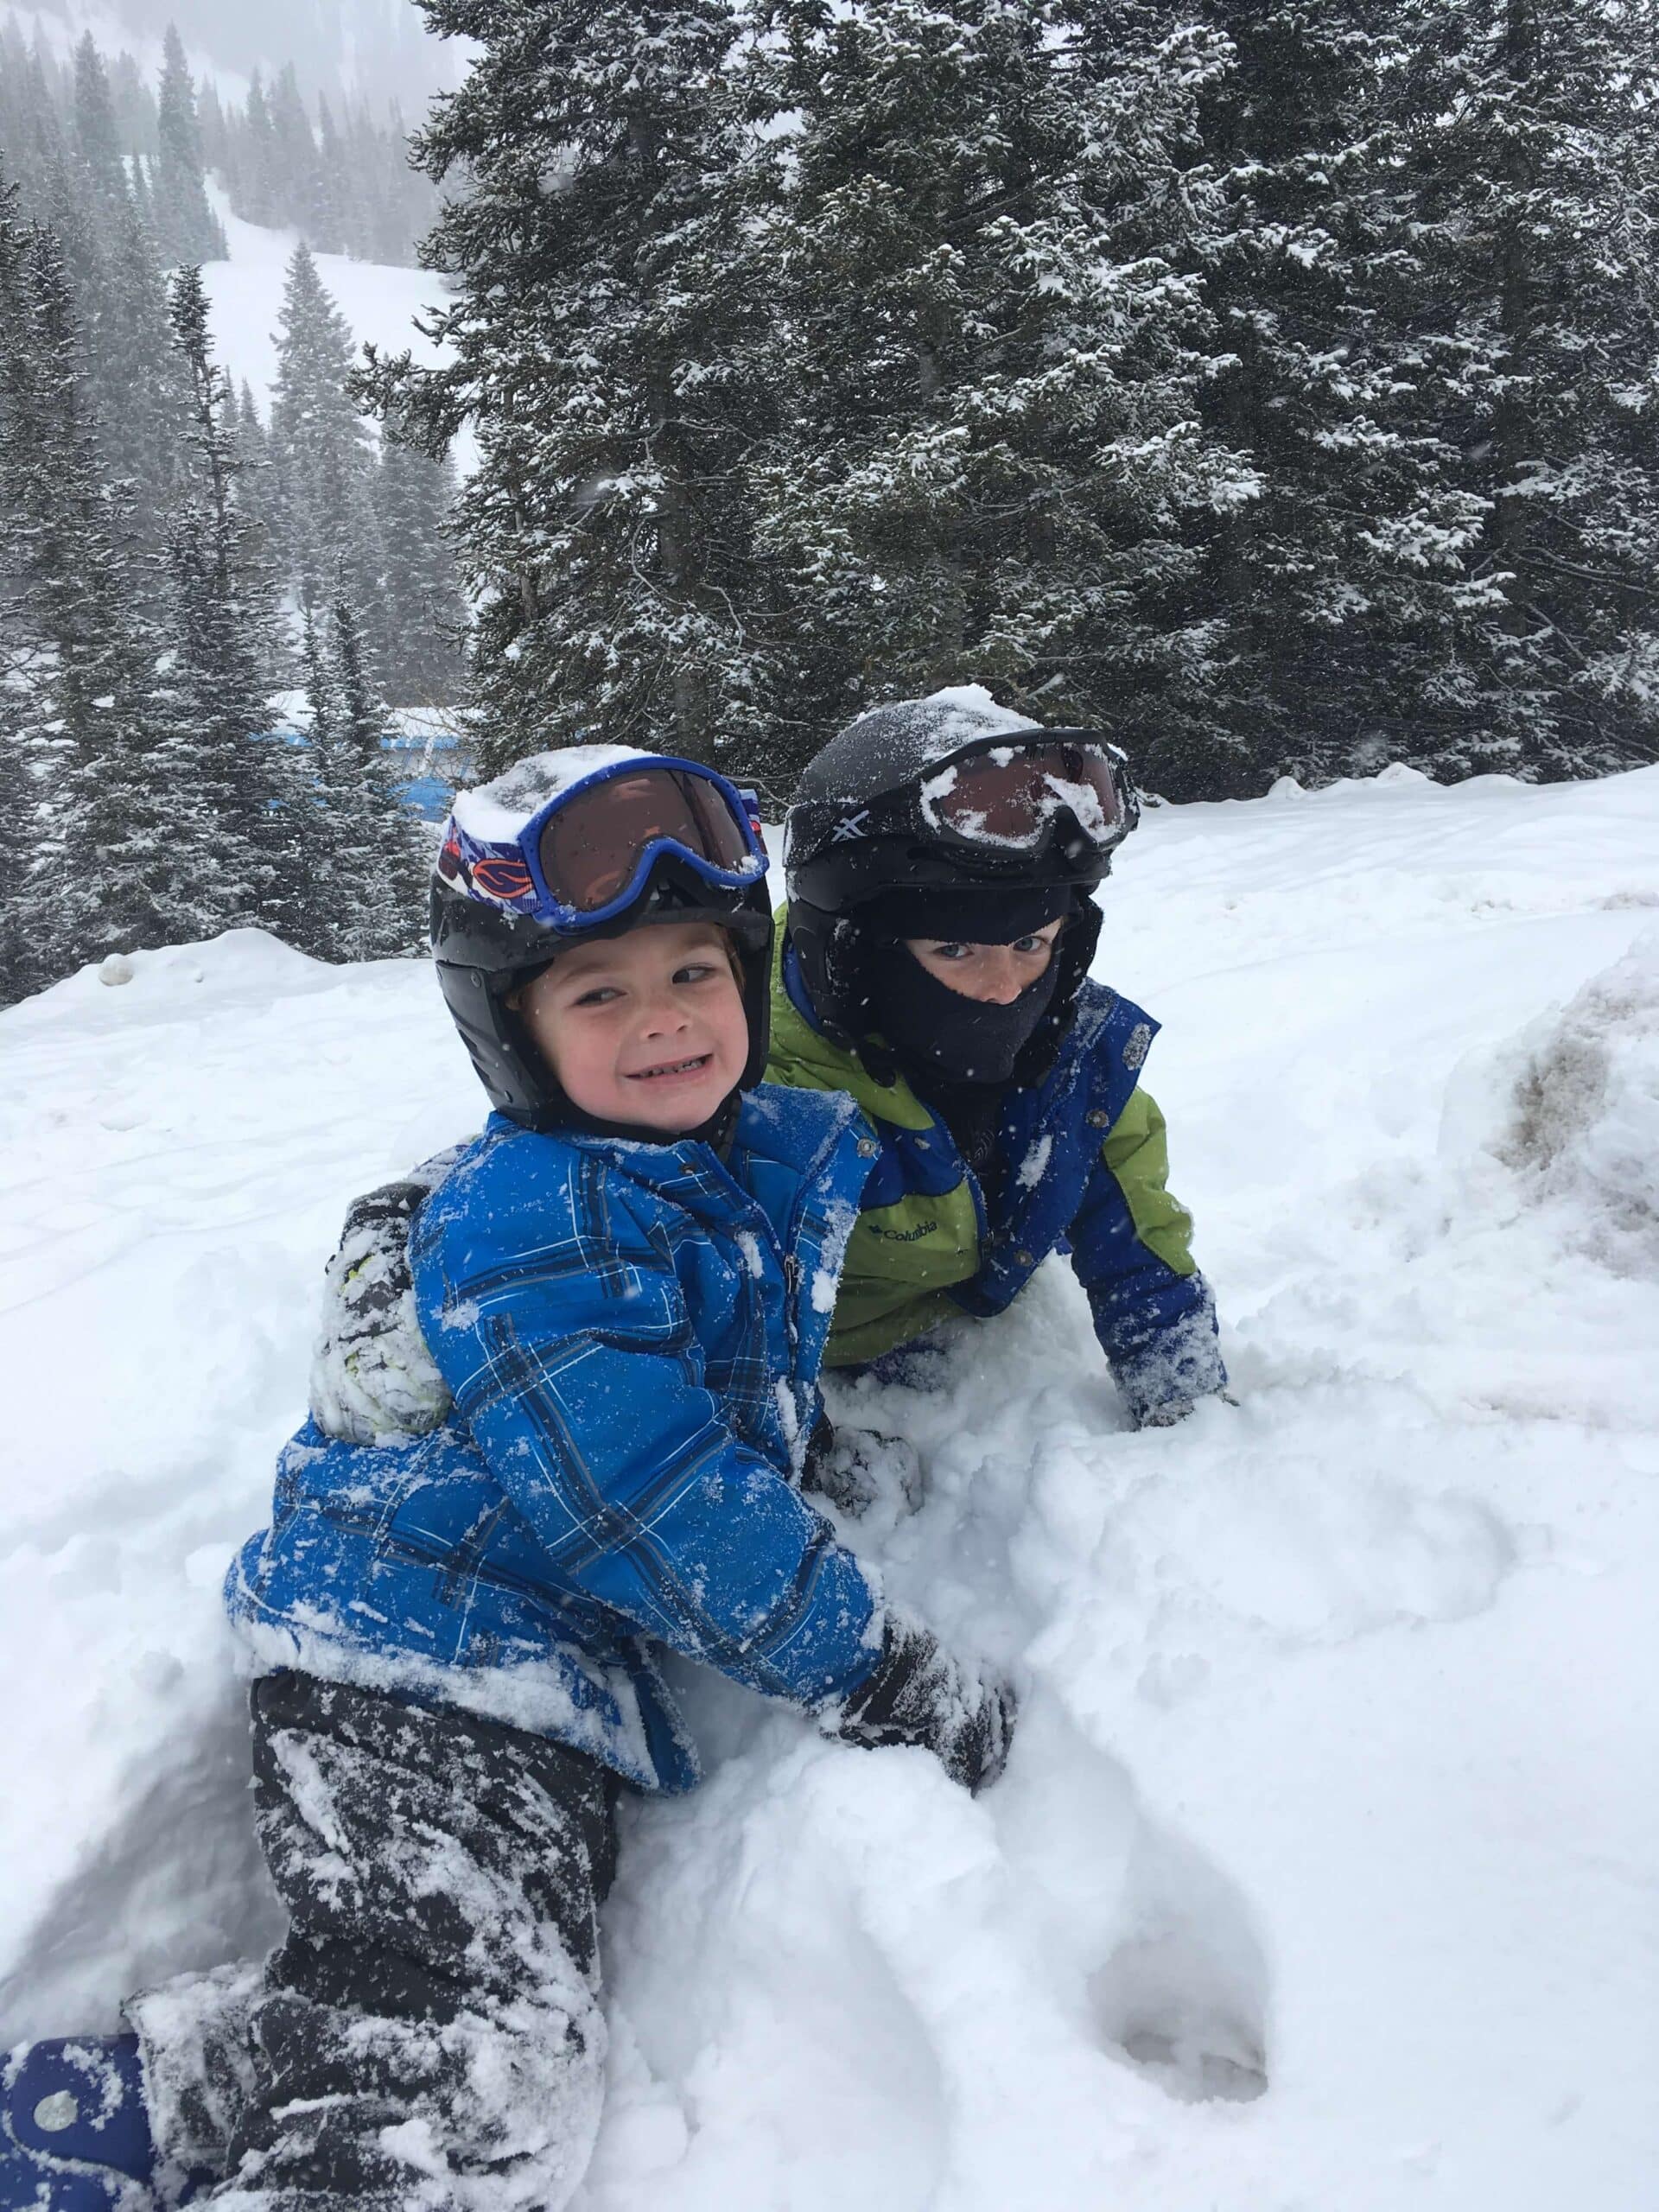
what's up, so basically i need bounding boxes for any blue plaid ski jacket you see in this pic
[226,1086,886,1792]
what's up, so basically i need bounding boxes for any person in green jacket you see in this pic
[776,687,1224,1483]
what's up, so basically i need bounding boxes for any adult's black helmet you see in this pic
[430,747,774,1132]
[783,689,1140,1065]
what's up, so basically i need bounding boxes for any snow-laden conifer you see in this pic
[270,240,388,655]
[295,601,426,960]
[364,0,782,778]
[1175,1,1491,796]
[744,0,1255,781]
[0,215,178,977]
[1381,0,1659,778]
[374,429,466,705]
[160,264,292,936]
[155,26,228,267]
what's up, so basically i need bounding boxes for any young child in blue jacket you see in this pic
[1,749,1013,2212]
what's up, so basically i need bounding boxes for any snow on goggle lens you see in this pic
[536,766,756,913]
[919,744,1127,852]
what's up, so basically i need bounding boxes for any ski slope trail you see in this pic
[2,766,1656,2210]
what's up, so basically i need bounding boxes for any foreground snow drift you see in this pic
[3,769,1656,2210]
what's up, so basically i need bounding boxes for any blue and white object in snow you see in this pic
[1,2034,188,2210]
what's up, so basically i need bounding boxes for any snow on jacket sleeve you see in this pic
[410,1160,883,1711]
[1066,1084,1226,1427]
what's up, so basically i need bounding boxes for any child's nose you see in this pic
[639,990,690,1033]
[973,952,1026,1004]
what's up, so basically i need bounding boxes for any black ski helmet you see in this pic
[431,747,775,1133]
[783,689,1139,1065]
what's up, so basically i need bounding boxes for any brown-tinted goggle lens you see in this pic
[537,769,752,912]
[927,745,1125,849]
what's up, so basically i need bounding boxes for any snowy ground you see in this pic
[2,766,1656,2209]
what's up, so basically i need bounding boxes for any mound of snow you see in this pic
[3,764,1659,2211]
[1498,928,1659,1271]
[4,930,350,1036]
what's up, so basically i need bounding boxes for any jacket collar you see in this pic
[486,1081,870,1203]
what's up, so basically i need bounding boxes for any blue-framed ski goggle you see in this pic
[437,756,768,930]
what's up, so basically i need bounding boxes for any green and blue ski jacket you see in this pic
[768,931,1224,1424]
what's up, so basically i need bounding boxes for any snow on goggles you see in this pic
[913,736,1135,857]
[438,759,767,927]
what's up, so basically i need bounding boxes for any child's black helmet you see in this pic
[785,687,1138,911]
[431,747,774,1130]
[783,690,1140,1062]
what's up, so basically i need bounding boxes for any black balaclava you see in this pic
[862,885,1072,1088]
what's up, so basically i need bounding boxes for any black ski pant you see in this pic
[132,1672,618,2212]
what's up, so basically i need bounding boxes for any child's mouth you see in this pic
[625,1054,712,1084]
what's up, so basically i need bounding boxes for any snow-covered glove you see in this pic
[308,1156,460,1444]
[801,1411,925,1520]
[832,1618,1017,1794]
[1139,1388,1238,1430]
[1110,1291,1229,1430]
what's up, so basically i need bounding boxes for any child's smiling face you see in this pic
[516,921,748,1133]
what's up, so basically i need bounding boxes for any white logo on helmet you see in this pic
[831,810,872,842]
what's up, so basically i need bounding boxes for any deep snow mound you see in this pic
[5,761,1659,2212]
[1498,927,1659,1272]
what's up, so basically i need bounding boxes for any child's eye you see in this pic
[572,984,620,1007]
[929,942,970,961]
[673,961,720,984]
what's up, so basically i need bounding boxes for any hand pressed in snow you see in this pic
[800,1410,925,1519]
[831,1616,1017,1795]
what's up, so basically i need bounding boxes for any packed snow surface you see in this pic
[3,766,1657,2209]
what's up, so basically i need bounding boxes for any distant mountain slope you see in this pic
[198,184,470,472]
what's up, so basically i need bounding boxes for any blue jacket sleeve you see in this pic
[1066,1084,1226,1427]
[411,1171,882,1709]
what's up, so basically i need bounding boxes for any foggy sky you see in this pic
[22,0,470,113]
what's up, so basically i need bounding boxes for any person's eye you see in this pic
[673,961,719,984]
[572,984,620,1007]
[1012,934,1047,955]
[930,942,970,961]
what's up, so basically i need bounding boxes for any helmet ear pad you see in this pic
[786,897,872,1062]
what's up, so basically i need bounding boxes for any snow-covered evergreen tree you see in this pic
[374,429,466,703]
[1381,0,1659,778]
[747,0,1253,779]
[327,596,428,954]
[0,214,177,977]
[238,71,281,228]
[294,602,424,961]
[1170,1,1490,796]
[70,35,129,230]
[232,377,278,555]
[155,26,227,265]
[365,0,782,777]
[269,240,387,649]
[89,182,188,566]
[160,264,292,933]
